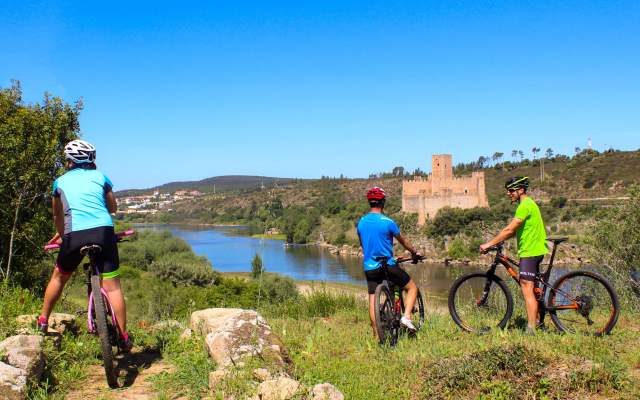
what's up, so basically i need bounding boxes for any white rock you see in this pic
[0,335,45,381]
[191,308,286,367]
[310,383,345,400]
[253,368,271,382]
[180,328,193,341]
[257,377,301,400]
[16,313,77,334]
[208,369,228,390]
[0,361,27,400]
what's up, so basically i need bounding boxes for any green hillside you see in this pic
[117,175,303,196]
[482,149,640,201]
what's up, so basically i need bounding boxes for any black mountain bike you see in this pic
[45,229,135,388]
[448,237,620,336]
[373,256,425,346]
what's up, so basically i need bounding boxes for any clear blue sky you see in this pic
[2,1,639,190]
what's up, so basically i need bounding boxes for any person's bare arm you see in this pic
[52,196,64,237]
[395,234,417,255]
[480,218,523,252]
[105,191,118,214]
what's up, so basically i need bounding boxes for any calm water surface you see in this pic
[137,224,489,303]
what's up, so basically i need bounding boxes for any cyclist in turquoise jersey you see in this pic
[38,140,132,351]
[357,187,422,338]
[480,176,548,334]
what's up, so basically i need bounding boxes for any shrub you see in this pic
[447,238,474,260]
[251,253,264,279]
[151,258,219,287]
[0,283,40,340]
[588,185,640,309]
[550,196,568,208]
[258,274,299,304]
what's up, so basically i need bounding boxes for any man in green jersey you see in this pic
[480,176,548,333]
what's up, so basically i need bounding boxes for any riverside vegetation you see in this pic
[2,82,640,399]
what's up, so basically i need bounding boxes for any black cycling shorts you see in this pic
[519,255,544,282]
[365,266,411,294]
[56,226,120,279]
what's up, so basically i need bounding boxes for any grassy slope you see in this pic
[270,309,640,399]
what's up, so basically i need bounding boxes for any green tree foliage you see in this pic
[251,253,264,279]
[589,185,640,307]
[280,206,319,243]
[0,81,82,286]
[426,205,512,238]
[447,238,474,260]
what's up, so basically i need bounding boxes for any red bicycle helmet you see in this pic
[366,187,386,201]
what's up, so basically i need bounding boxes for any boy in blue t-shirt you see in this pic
[357,187,422,337]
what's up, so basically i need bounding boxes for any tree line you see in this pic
[0,81,82,288]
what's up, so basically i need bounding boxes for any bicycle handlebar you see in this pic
[376,255,425,265]
[43,229,136,251]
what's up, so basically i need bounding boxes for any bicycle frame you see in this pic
[44,229,134,335]
[484,241,580,316]
[82,249,119,336]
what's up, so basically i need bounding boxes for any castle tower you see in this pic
[432,154,453,179]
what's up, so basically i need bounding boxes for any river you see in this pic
[137,224,484,304]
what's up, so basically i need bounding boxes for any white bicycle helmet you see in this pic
[64,139,96,164]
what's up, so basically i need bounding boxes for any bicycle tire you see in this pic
[91,274,118,388]
[374,284,396,345]
[448,272,513,333]
[399,289,425,330]
[547,270,620,336]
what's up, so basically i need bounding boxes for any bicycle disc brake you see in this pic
[575,295,594,325]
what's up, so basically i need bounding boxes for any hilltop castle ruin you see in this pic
[402,154,489,225]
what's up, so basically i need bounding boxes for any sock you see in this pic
[37,315,48,325]
[121,331,129,341]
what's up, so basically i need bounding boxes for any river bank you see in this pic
[317,239,590,266]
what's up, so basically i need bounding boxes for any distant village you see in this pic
[118,190,203,214]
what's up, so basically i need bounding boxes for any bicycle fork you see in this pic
[477,266,498,306]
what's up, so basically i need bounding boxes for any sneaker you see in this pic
[400,316,417,333]
[118,332,133,353]
[525,326,537,336]
[36,316,48,334]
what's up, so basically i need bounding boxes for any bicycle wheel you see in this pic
[374,284,396,345]
[399,289,425,330]
[547,270,620,336]
[448,272,513,333]
[91,275,119,388]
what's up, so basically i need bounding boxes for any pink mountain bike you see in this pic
[44,229,135,388]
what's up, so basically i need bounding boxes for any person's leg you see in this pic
[368,294,378,339]
[519,256,543,331]
[520,280,538,330]
[101,277,127,335]
[40,267,73,320]
[402,280,418,320]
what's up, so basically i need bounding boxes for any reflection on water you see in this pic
[136,224,488,304]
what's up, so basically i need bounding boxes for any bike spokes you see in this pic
[451,275,511,333]
[374,286,397,345]
[549,273,619,335]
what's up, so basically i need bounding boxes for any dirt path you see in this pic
[65,350,173,400]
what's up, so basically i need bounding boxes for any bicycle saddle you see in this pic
[546,237,568,244]
[80,244,102,255]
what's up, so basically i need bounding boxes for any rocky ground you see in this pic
[1,309,344,399]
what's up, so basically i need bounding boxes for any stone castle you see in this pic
[402,154,489,225]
